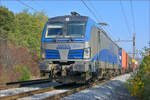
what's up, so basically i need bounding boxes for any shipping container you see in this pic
[126,54,129,70]
[121,49,127,69]
[119,48,122,67]
[129,57,132,70]
[131,59,136,72]
[131,59,135,68]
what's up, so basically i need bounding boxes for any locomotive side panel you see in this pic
[99,30,119,69]
[89,27,119,70]
[89,26,99,72]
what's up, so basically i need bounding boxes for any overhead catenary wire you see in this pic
[130,0,136,33]
[86,0,104,21]
[149,0,150,55]
[81,0,100,23]
[0,0,1,6]
[130,0,137,58]
[81,0,119,41]
[30,0,45,11]
[16,0,38,12]
[120,0,131,38]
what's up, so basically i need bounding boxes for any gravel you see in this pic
[0,82,60,97]
[0,74,139,100]
[62,73,139,100]
[19,89,69,100]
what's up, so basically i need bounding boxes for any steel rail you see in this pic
[42,75,122,100]
[0,83,71,100]
[0,84,20,90]
[6,79,50,85]
[0,79,51,90]
[0,74,125,100]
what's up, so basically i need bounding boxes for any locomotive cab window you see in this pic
[45,23,64,38]
[67,22,85,38]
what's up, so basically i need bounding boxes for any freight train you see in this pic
[39,12,138,83]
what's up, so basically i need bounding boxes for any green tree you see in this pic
[10,9,48,56]
[139,46,149,57]
[139,56,150,100]
[0,7,48,82]
[127,47,150,100]
[0,6,15,39]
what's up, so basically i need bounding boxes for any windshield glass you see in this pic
[45,23,64,38]
[67,22,85,37]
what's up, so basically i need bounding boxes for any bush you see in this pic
[19,66,31,81]
[0,6,47,83]
[15,64,31,81]
[126,74,144,98]
[127,55,150,100]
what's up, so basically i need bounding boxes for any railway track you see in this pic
[42,78,112,100]
[6,79,51,85]
[0,79,51,90]
[0,83,72,100]
[0,74,124,100]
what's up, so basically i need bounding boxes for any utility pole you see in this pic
[149,41,150,56]
[149,0,150,56]
[114,34,136,59]
[133,33,136,59]
[115,34,136,72]
[0,0,1,6]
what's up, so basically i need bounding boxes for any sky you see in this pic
[1,0,149,57]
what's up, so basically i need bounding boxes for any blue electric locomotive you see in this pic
[39,12,121,83]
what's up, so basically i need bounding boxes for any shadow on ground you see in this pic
[62,79,139,100]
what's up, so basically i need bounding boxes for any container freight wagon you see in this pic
[126,54,129,72]
[120,48,127,70]
[39,12,122,83]
[129,57,132,71]
[131,59,134,69]
[119,48,130,73]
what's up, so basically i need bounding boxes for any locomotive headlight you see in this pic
[84,48,91,59]
[41,52,46,59]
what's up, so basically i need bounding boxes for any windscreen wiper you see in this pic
[55,32,62,42]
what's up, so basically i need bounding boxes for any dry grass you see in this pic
[0,42,40,83]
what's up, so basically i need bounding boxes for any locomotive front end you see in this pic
[39,14,92,83]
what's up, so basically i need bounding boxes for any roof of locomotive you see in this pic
[46,13,120,49]
[48,15,88,23]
